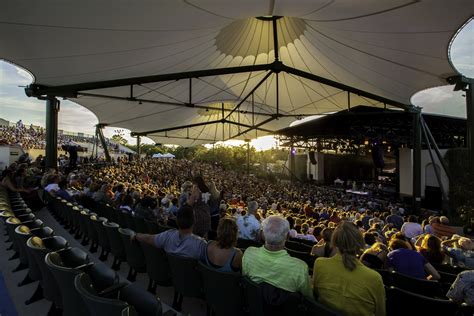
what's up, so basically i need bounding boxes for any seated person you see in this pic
[360,242,389,270]
[442,235,474,268]
[415,234,445,265]
[204,217,243,272]
[134,205,206,260]
[242,215,313,300]
[311,228,336,258]
[313,221,386,316]
[447,270,474,306]
[387,238,440,280]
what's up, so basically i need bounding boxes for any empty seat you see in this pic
[74,273,137,316]
[30,226,55,238]
[133,216,148,233]
[167,253,203,311]
[236,238,262,249]
[84,213,100,253]
[118,228,146,282]
[103,221,126,270]
[374,269,393,286]
[26,236,67,312]
[92,216,111,261]
[140,242,172,293]
[198,261,243,316]
[145,220,160,234]
[45,248,92,316]
[386,286,459,316]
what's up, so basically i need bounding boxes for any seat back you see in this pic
[285,240,312,253]
[26,236,63,307]
[118,228,146,270]
[74,273,134,316]
[42,236,69,251]
[30,227,55,238]
[45,250,92,316]
[297,296,342,316]
[119,282,163,316]
[14,225,32,265]
[92,217,111,250]
[285,248,315,271]
[242,277,300,316]
[140,242,172,286]
[391,271,443,298]
[386,286,459,316]
[133,216,147,233]
[374,269,393,286]
[145,220,160,234]
[198,261,243,316]
[167,253,203,298]
[122,212,137,231]
[104,222,126,258]
[237,238,262,249]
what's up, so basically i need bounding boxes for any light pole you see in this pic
[245,139,251,177]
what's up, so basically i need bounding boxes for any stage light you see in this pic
[364,140,369,145]
[291,147,296,155]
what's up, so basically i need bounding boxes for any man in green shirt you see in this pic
[242,215,313,300]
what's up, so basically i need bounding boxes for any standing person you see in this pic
[188,177,211,238]
[236,201,261,241]
[313,221,386,316]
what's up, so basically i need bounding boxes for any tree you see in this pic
[111,129,128,145]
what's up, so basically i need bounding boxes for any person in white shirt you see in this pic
[401,215,423,239]
[236,201,261,241]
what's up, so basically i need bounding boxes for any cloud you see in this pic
[450,19,474,78]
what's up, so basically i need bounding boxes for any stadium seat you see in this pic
[45,248,93,316]
[391,271,443,298]
[374,269,393,286]
[133,216,148,233]
[122,212,137,231]
[26,236,67,312]
[74,273,137,316]
[30,226,55,238]
[118,228,146,282]
[103,221,126,270]
[237,238,262,249]
[140,242,172,293]
[285,240,313,253]
[297,296,342,316]
[145,220,160,234]
[84,213,100,253]
[386,286,459,316]
[285,248,316,273]
[432,262,469,275]
[197,261,244,316]
[92,216,111,261]
[242,276,301,316]
[167,253,204,311]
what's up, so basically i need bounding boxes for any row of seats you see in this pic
[42,194,474,316]
[46,195,341,315]
[0,188,166,316]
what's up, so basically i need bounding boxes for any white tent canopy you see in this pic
[1,1,471,146]
[152,153,175,158]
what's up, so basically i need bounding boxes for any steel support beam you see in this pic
[134,119,223,136]
[420,116,447,202]
[467,80,474,174]
[136,136,141,159]
[281,64,411,110]
[96,125,111,163]
[420,115,453,183]
[412,110,422,214]
[227,116,276,140]
[25,63,274,98]
[224,71,273,120]
[45,97,59,169]
[225,120,274,134]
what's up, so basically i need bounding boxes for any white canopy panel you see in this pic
[0,0,471,145]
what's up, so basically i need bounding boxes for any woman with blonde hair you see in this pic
[313,221,386,316]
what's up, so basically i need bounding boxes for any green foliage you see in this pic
[111,134,128,145]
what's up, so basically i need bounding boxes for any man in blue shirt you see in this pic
[134,204,206,260]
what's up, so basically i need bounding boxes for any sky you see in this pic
[1,19,472,151]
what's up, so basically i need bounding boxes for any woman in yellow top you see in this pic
[313,221,386,316]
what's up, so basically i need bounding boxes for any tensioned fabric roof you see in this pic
[0,1,472,146]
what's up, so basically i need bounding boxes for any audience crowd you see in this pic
[2,152,473,315]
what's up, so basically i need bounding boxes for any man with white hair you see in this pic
[242,215,313,299]
[236,200,261,241]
